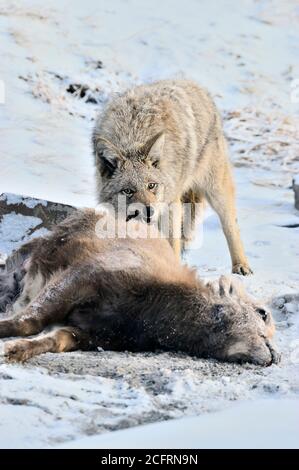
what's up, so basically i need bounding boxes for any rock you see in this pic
[0,193,76,229]
[293,176,299,210]
[0,193,77,256]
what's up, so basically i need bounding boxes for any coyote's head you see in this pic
[93,131,175,223]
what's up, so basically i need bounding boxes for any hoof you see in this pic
[4,339,32,363]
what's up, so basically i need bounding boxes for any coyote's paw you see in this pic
[232,263,253,276]
[4,339,33,363]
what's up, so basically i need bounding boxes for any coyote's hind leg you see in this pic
[3,326,90,363]
[204,146,252,276]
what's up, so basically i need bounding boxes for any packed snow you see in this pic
[0,212,47,254]
[58,399,299,449]
[0,193,48,208]
[0,0,298,449]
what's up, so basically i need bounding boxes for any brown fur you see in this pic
[0,210,278,365]
[93,79,252,274]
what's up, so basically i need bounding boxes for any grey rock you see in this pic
[0,193,76,230]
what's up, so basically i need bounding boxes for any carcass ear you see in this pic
[94,136,122,177]
[142,131,164,167]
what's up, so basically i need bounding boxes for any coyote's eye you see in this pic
[121,188,134,197]
[148,182,158,191]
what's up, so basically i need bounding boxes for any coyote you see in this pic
[93,79,252,275]
[0,209,278,365]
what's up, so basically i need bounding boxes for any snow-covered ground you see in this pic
[0,0,298,449]
[59,399,299,449]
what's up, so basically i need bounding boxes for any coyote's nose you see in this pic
[126,209,140,222]
[144,206,155,223]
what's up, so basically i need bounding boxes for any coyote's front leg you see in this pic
[169,197,183,261]
[0,266,96,338]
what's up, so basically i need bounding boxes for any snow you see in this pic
[0,212,48,254]
[0,193,48,208]
[58,399,299,449]
[0,349,298,448]
[0,0,299,449]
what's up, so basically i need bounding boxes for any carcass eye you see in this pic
[148,182,158,191]
[257,308,268,321]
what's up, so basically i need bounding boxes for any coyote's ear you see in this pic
[98,152,118,177]
[94,136,122,177]
[143,131,164,167]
